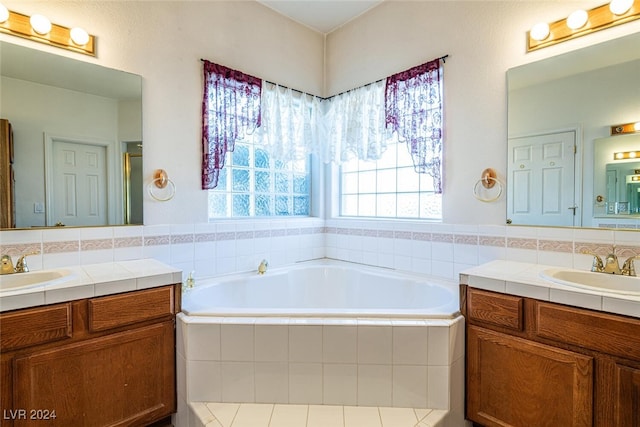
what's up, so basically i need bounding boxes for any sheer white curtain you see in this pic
[253,82,322,162]
[254,80,393,165]
[322,80,393,164]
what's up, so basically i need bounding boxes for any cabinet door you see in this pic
[467,325,594,427]
[615,364,640,426]
[12,321,175,427]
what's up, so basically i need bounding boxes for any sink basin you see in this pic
[0,269,75,291]
[540,268,640,295]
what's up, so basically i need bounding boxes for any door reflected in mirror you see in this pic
[0,41,143,229]
[507,31,640,229]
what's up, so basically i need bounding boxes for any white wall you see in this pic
[326,1,640,225]
[2,0,640,227]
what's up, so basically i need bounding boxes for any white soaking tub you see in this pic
[181,258,460,318]
[177,259,465,420]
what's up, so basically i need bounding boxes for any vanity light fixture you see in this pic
[0,4,8,23]
[530,22,550,41]
[527,0,640,51]
[610,0,635,14]
[29,14,51,35]
[566,10,589,30]
[611,121,640,135]
[0,4,95,56]
[613,150,640,160]
[70,27,90,46]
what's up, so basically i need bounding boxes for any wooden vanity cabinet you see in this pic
[461,286,640,427]
[0,285,180,427]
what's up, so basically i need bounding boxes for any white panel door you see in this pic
[507,131,576,226]
[51,140,107,226]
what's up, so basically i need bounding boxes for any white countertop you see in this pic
[0,259,182,312]
[460,260,640,319]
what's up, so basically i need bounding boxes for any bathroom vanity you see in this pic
[460,261,640,427]
[0,260,181,427]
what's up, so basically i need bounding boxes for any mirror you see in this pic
[507,31,640,228]
[0,41,143,229]
[594,133,640,216]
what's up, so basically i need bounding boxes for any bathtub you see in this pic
[177,259,465,420]
[181,258,460,318]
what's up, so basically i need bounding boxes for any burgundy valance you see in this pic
[385,58,443,193]
[201,60,262,189]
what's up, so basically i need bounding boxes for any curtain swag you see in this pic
[201,60,262,189]
[385,59,444,194]
[202,57,445,191]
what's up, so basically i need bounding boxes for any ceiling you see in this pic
[257,0,384,34]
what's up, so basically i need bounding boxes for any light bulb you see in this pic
[70,27,89,46]
[0,3,9,23]
[530,22,550,41]
[567,10,588,30]
[30,14,51,35]
[609,0,634,15]
[634,122,640,131]
[615,152,624,159]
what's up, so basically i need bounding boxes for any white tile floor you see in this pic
[189,402,448,427]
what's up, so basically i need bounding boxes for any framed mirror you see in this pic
[0,41,143,229]
[507,31,640,228]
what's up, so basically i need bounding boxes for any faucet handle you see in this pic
[581,250,604,272]
[622,255,640,276]
[16,251,39,273]
[1,254,15,274]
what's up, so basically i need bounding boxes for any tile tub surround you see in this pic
[0,258,182,312]
[175,313,466,425]
[2,220,640,285]
[0,219,325,280]
[189,402,449,427]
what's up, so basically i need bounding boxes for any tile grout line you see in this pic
[229,403,240,427]
[267,403,275,427]
[305,404,310,427]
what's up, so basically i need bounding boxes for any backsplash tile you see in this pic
[1,219,639,282]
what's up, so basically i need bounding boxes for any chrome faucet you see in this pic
[258,259,268,275]
[582,246,638,276]
[1,254,15,275]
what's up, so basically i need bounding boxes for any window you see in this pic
[208,139,310,218]
[202,58,443,220]
[340,58,444,220]
[340,138,442,219]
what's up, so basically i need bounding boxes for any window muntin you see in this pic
[340,139,442,219]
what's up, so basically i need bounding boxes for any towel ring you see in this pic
[473,168,503,202]
[147,169,176,202]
